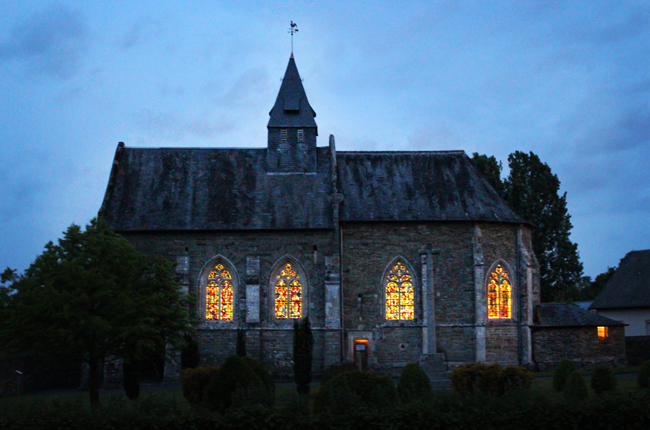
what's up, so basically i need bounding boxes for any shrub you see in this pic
[242,356,275,405]
[321,362,358,385]
[637,360,650,388]
[313,370,398,416]
[180,334,200,370]
[205,355,274,411]
[450,362,531,397]
[236,328,246,357]
[564,370,588,402]
[397,362,432,403]
[181,366,219,405]
[293,317,314,395]
[591,364,617,395]
[123,360,140,400]
[553,359,577,392]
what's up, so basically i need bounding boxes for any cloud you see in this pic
[0,3,89,79]
[407,123,465,151]
[118,17,160,50]
[135,110,235,142]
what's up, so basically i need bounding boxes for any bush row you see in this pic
[181,355,274,411]
[3,389,650,430]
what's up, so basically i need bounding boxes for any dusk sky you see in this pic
[1,1,648,280]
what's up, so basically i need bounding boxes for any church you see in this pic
[99,55,541,379]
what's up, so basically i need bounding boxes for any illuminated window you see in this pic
[385,261,414,320]
[488,263,511,319]
[275,263,302,319]
[206,263,234,321]
[598,326,609,343]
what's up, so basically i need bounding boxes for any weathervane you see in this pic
[288,21,298,54]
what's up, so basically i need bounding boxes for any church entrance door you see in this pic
[354,340,368,371]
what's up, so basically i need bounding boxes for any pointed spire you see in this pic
[268,56,317,130]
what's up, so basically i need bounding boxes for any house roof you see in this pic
[268,55,317,130]
[532,303,625,328]
[590,249,650,310]
[336,151,527,223]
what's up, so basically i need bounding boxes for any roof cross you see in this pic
[288,21,298,54]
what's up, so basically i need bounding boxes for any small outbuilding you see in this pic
[590,250,650,364]
[531,303,626,370]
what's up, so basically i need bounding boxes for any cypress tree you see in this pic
[293,316,313,394]
[236,328,246,357]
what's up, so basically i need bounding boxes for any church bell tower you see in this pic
[267,54,318,173]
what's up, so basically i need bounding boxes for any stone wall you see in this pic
[531,326,626,370]
[626,336,650,365]
[120,219,538,378]
[340,221,535,367]
[122,229,341,378]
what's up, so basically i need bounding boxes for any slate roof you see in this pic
[336,151,527,223]
[532,303,625,328]
[100,145,334,231]
[100,145,528,231]
[590,250,650,310]
[268,55,317,130]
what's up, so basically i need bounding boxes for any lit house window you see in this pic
[385,261,414,320]
[488,263,511,319]
[206,263,234,321]
[275,263,302,319]
[598,326,609,343]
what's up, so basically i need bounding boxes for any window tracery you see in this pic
[488,263,511,319]
[385,261,414,320]
[275,263,302,319]
[206,263,234,321]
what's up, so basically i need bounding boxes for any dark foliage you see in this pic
[181,365,219,405]
[470,152,505,194]
[397,362,431,403]
[321,362,358,385]
[313,370,398,416]
[505,151,584,302]
[242,356,275,405]
[638,361,650,388]
[579,266,617,301]
[205,355,273,411]
[122,360,140,400]
[0,218,192,408]
[471,151,585,302]
[293,317,313,395]
[450,362,532,396]
[591,364,617,395]
[3,387,650,430]
[565,371,589,402]
[180,334,200,370]
[553,359,578,392]
[236,328,246,357]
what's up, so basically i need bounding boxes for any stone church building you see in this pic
[99,55,541,379]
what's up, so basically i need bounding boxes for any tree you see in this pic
[504,151,584,302]
[0,218,192,408]
[470,152,505,195]
[579,266,616,301]
[471,151,584,302]
[293,316,313,394]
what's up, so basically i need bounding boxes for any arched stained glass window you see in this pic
[488,263,511,319]
[206,263,234,321]
[385,261,414,320]
[275,263,302,319]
